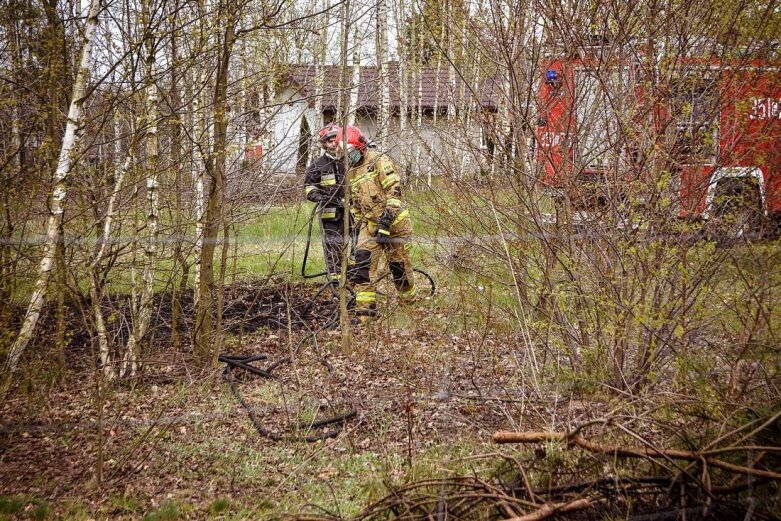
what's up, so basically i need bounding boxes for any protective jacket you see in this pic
[349,150,416,319]
[349,150,406,225]
[305,153,348,278]
[305,153,346,220]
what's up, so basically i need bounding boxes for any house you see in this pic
[259,62,501,179]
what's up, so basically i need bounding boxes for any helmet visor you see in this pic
[347,145,362,165]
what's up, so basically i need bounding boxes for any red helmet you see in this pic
[337,125,368,153]
[318,123,341,143]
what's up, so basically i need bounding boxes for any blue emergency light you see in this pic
[545,69,559,84]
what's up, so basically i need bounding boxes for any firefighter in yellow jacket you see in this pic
[337,125,416,322]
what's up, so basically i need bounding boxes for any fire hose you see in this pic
[220,310,357,443]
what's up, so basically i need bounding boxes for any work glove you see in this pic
[376,209,394,244]
[323,194,343,209]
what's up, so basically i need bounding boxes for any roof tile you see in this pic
[284,62,499,110]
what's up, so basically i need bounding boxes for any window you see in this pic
[574,67,630,172]
[671,74,720,165]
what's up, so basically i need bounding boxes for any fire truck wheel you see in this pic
[765,212,781,240]
[710,177,763,239]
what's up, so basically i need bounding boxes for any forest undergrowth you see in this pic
[1,270,779,520]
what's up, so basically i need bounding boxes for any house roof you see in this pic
[282,62,501,111]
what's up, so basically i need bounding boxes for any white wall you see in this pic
[265,89,490,178]
[267,88,309,174]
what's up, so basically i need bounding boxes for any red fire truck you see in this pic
[536,50,781,233]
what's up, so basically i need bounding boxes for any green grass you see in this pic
[0,496,51,520]
[208,498,231,516]
[239,204,318,242]
[228,201,444,283]
[105,492,144,516]
[0,496,26,516]
[142,501,183,521]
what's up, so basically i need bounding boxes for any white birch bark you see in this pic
[336,0,349,121]
[239,38,248,150]
[433,54,442,130]
[392,0,408,173]
[430,7,447,186]
[6,0,102,373]
[192,65,206,299]
[310,0,328,160]
[348,26,360,126]
[414,18,423,185]
[192,0,211,300]
[89,113,134,376]
[376,0,389,150]
[446,2,456,126]
[122,54,159,379]
[458,30,470,179]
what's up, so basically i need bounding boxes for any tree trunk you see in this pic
[216,222,230,357]
[122,31,159,378]
[338,0,353,354]
[393,0,408,177]
[310,0,329,160]
[414,16,423,184]
[376,0,389,150]
[194,2,236,365]
[446,0,456,127]
[90,124,134,376]
[336,0,349,121]
[348,25,360,126]
[458,27,470,179]
[6,0,101,373]
[192,0,210,300]
[170,0,185,351]
[192,67,207,300]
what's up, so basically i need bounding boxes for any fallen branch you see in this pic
[505,498,592,521]
[218,354,274,378]
[493,431,781,481]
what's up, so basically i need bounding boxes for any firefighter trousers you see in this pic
[353,215,416,318]
[320,217,347,280]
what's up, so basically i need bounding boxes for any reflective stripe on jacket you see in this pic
[349,150,407,224]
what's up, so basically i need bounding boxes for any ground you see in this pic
[0,281,536,519]
[1,278,779,520]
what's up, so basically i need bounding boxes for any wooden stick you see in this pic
[504,498,592,521]
[493,431,781,480]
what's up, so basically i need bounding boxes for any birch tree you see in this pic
[376,0,389,149]
[169,0,188,351]
[88,118,135,376]
[338,0,353,353]
[122,0,160,378]
[6,0,103,373]
[446,0,457,128]
[392,0,409,175]
[414,15,424,182]
[192,0,210,300]
[310,0,329,161]
[348,25,361,126]
[194,0,239,365]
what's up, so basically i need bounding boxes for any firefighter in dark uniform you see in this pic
[337,125,416,323]
[305,124,348,282]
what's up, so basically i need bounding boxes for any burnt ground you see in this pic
[1,280,779,519]
[0,280,528,518]
[6,278,341,362]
